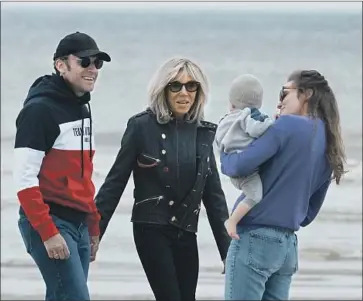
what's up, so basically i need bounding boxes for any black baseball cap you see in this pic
[53,31,111,62]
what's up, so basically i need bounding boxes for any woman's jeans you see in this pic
[18,213,91,300]
[224,226,298,300]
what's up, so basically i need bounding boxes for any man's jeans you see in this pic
[224,226,298,300]
[18,213,91,300]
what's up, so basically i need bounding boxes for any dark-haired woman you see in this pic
[221,70,346,300]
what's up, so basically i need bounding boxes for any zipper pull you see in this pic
[156,195,164,206]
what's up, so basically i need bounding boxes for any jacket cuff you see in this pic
[37,219,60,242]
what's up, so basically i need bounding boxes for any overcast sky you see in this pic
[2,1,362,12]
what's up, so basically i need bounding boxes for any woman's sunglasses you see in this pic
[167,81,200,93]
[279,87,288,102]
[279,86,298,102]
[76,57,104,70]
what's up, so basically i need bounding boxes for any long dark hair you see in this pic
[288,70,347,184]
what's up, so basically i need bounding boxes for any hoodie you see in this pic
[14,74,100,242]
[215,107,274,153]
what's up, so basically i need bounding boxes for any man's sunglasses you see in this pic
[167,81,200,93]
[76,57,104,69]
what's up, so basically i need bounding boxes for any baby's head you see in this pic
[229,74,263,110]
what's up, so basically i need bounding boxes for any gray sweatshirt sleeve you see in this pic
[243,109,274,138]
[214,114,231,153]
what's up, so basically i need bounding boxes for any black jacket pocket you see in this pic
[137,153,161,168]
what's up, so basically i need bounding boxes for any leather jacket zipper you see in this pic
[142,154,161,163]
[176,120,180,192]
[135,195,164,206]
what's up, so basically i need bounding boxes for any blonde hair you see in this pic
[147,57,209,124]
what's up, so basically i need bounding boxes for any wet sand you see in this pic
[1,159,362,300]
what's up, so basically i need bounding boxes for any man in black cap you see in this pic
[14,32,111,300]
[53,31,111,96]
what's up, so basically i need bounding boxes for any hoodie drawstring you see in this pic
[81,116,84,178]
[80,103,93,178]
[88,103,93,160]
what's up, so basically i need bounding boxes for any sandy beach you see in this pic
[1,3,362,299]
[1,143,362,300]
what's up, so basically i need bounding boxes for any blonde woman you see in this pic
[95,57,231,301]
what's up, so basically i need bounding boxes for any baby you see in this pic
[215,74,274,239]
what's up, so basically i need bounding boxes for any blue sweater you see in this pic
[220,115,332,231]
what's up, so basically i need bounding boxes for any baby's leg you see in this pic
[230,177,244,190]
[225,174,258,239]
[240,172,263,208]
[225,173,263,239]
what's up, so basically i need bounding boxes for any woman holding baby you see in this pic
[220,70,346,300]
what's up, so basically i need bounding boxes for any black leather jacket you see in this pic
[95,109,231,260]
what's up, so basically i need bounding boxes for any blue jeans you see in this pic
[224,226,298,300]
[18,214,91,300]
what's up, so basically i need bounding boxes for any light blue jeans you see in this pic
[18,213,91,300]
[224,226,298,300]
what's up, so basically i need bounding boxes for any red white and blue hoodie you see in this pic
[14,74,100,241]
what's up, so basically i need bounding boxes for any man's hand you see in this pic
[44,233,70,260]
[90,235,100,262]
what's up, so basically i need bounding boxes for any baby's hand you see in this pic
[224,219,240,240]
